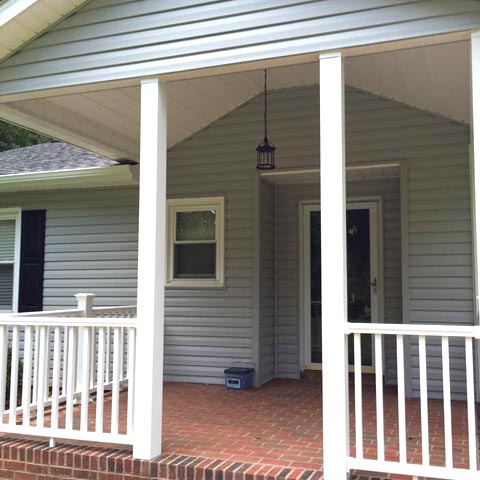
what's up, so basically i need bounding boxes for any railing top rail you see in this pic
[92,306,136,312]
[0,316,136,328]
[6,309,84,318]
[346,322,480,339]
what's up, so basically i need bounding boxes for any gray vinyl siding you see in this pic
[404,152,473,400]
[275,179,402,381]
[2,1,480,95]
[164,120,256,385]
[262,85,470,396]
[259,179,275,385]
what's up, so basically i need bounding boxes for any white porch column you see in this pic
[319,52,349,479]
[133,78,167,460]
[471,32,480,399]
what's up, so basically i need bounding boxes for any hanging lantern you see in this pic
[256,69,276,170]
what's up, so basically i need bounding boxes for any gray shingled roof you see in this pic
[0,141,119,175]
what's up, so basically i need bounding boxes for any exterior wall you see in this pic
[0,84,471,391]
[0,188,139,309]
[259,179,275,384]
[259,85,471,397]
[1,1,480,95]
[404,153,473,399]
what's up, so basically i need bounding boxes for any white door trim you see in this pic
[299,198,384,371]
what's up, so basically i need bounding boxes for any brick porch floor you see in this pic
[0,376,478,480]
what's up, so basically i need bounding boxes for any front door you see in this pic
[303,201,380,369]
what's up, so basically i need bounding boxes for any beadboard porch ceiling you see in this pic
[0,39,470,160]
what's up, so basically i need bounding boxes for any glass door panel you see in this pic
[309,207,374,367]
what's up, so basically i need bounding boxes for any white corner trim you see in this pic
[0,165,137,192]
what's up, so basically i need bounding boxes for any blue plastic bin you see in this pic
[224,367,254,390]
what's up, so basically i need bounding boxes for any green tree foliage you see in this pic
[0,120,49,152]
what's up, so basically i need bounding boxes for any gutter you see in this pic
[0,164,139,193]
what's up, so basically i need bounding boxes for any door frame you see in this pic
[298,197,385,372]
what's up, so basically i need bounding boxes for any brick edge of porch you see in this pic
[0,437,391,480]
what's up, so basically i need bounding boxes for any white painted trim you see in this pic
[300,199,383,369]
[0,165,137,192]
[0,207,21,314]
[260,163,401,183]
[166,196,225,288]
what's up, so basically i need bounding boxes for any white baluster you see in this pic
[396,334,407,465]
[66,326,78,430]
[96,327,105,434]
[80,326,91,432]
[111,327,121,435]
[9,325,20,425]
[375,334,384,461]
[127,327,136,436]
[465,337,477,471]
[22,326,33,426]
[441,336,453,469]
[0,326,8,421]
[51,326,61,430]
[35,326,48,428]
[353,333,363,460]
[418,335,429,466]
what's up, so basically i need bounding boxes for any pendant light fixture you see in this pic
[256,69,276,170]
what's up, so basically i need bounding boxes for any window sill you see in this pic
[166,279,225,289]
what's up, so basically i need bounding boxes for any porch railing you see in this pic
[346,323,480,480]
[0,295,137,446]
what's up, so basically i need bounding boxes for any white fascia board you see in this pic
[0,0,38,27]
[0,164,139,193]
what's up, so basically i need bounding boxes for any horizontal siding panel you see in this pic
[2,1,480,94]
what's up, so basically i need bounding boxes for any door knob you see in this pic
[370,278,378,295]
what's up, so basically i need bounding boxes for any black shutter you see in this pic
[18,210,46,313]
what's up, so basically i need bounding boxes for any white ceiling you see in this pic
[0,40,470,160]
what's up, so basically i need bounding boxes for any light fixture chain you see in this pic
[264,69,268,138]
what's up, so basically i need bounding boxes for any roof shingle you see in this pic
[0,141,118,175]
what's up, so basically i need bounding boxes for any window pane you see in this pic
[0,220,15,262]
[176,210,215,241]
[0,264,13,310]
[174,244,216,279]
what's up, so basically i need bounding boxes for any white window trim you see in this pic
[0,207,21,313]
[167,197,225,288]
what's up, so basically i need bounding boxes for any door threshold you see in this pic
[304,365,375,374]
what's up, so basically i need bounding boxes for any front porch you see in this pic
[0,377,477,480]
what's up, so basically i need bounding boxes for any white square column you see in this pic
[471,33,480,399]
[133,78,167,460]
[319,52,349,479]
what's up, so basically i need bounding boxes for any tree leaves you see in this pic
[0,120,50,152]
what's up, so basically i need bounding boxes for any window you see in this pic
[0,209,21,312]
[167,197,224,287]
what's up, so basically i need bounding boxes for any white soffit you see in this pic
[260,164,401,186]
[0,0,86,61]
[0,40,470,159]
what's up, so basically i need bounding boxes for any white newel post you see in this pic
[319,52,349,479]
[133,78,167,460]
[74,293,95,396]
